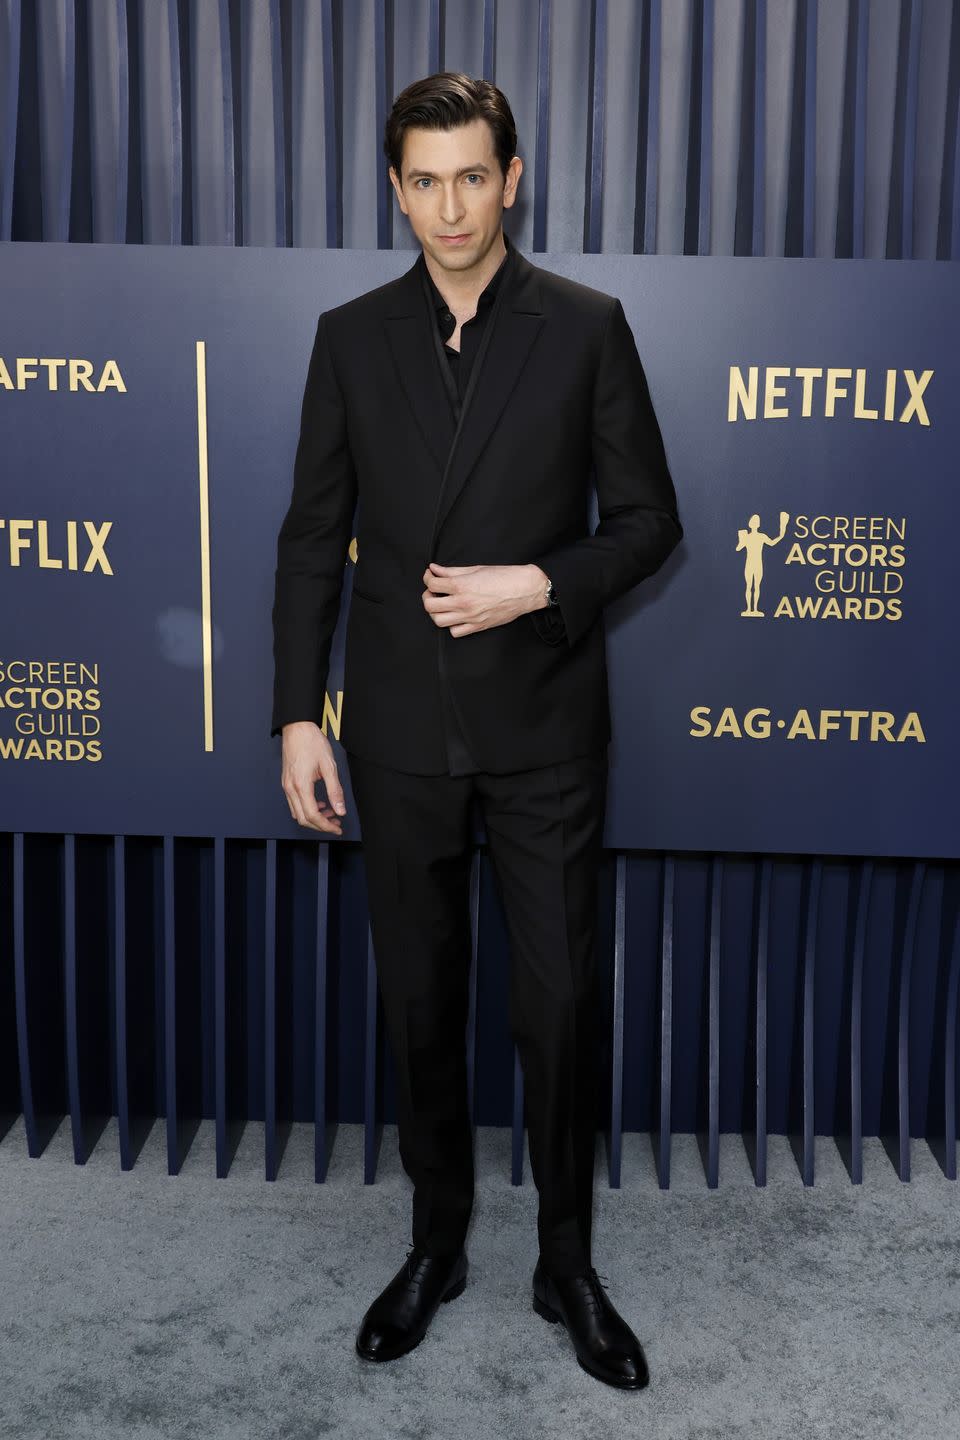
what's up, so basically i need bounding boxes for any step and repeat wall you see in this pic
[2,243,956,859]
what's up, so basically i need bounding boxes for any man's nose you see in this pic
[439,185,464,223]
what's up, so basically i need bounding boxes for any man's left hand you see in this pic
[422,562,548,637]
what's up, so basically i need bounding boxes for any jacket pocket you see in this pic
[351,582,385,605]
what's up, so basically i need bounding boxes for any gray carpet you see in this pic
[0,1118,957,1439]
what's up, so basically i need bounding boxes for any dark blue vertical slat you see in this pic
[752,0,766,255]
[801,0,817,255]
[846,859,872,1184]
[162,836,178,1172]
[0,0,21,240]
[851,0,868,258]
[899,0,922,259]
[481,0,496,80]
[465,850,480,1124]
[269,0,288,245]
[114,835,133,1168]
[264,838,278,1179]
[321,0,340,247]
[166,0,183,243]
[314,843,333,1182]
[532,0,551,251]
[952,53,960,260]
[940,891,960,1180]
[607,852,626,1189]
[886,861,925,1181]
[654,855,674,1189]
[697,0,714,255]
[374,0,391,248]
[113,0,130,241]
[217,0,237,241]
[12,834,37,1153]
[750,857,771,1186]
[584,0,606,253]
[428,0,442,73]
[643,0,662,254]
[792,857,820,1185]
[702,854,722,1187]
[214,836,228,1177]
[363,924,383,1182]
[54,0,77,240]
[511,1045,524,1185]
[63,835,86,1162]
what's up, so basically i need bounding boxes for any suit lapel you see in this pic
[382,243,545,546]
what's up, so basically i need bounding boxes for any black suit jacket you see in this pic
[270,238,683,774]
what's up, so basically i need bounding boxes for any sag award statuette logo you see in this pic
[736,511,789,617]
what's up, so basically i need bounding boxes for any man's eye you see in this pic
[415,178,431,189]
[465,174,482,184]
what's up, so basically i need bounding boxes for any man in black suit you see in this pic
[271,72,682,1389]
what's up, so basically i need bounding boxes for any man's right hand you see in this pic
[280,721,347,835]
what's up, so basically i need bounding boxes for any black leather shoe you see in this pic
[532,1260,650,1389]
[355,1246,468,1362]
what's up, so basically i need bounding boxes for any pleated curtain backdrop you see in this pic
[2,0,958,258]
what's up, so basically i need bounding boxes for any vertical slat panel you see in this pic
[790,856,820,1185]
[532,0,551,250]
[428,0,442,73]
[314,843,333,1181]
[217,0,240,245]
[165,0,183,243]
[845,858,873,1184]
[321,0,341,247]
[113,0,130,241]
[13,835,65,1157]
[0,0,21,239]
[114,834,132,1167]
[638,0,661,253]
[752,0,766,255]
[951,36,960,259]
[511,1044,524,1184]
[162,835,179,1172]
[697,0,714,255]
[939,883,960,1180]
[699,854,721,1187]
[264,838,279,1179]
[896,0,923,258]
[583,0,606,252]
[884,861,926,1180]
[275,0,293,246]
[63,834,85,1161]
[363,923,383,1182]
[749,856,772,1186]
[12,834,37,1153]
[607,852,626,1188]
[654,854,674,1189]
[850,0,869,258]
[214,835,228,1177]
[481,0,496,80]
[801,0,817,255]
[374,0,392,248]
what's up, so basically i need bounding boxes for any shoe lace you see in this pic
[579,1266,610,1312]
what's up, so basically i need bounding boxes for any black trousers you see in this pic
[345,743,609,1277]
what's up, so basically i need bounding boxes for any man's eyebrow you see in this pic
[405,162,492,179]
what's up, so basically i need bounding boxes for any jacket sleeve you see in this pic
[528,296,682,650]
[270,312,357,737]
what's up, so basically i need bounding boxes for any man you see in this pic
[271,72,682,1390]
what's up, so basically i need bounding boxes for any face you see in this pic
[388,116,522,277]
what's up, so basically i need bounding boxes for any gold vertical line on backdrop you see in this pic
[195,339,214,751]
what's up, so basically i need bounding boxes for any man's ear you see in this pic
[388,166,408,215]
[502,155,523,210]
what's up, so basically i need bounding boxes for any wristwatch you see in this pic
[545,577,559,607]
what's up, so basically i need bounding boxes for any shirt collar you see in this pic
[423,232,514,316]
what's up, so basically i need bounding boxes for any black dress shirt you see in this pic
[422,235,567,773]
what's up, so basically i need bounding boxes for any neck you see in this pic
[422,230,507,312]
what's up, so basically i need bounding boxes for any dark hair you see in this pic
[383,71,518,181]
